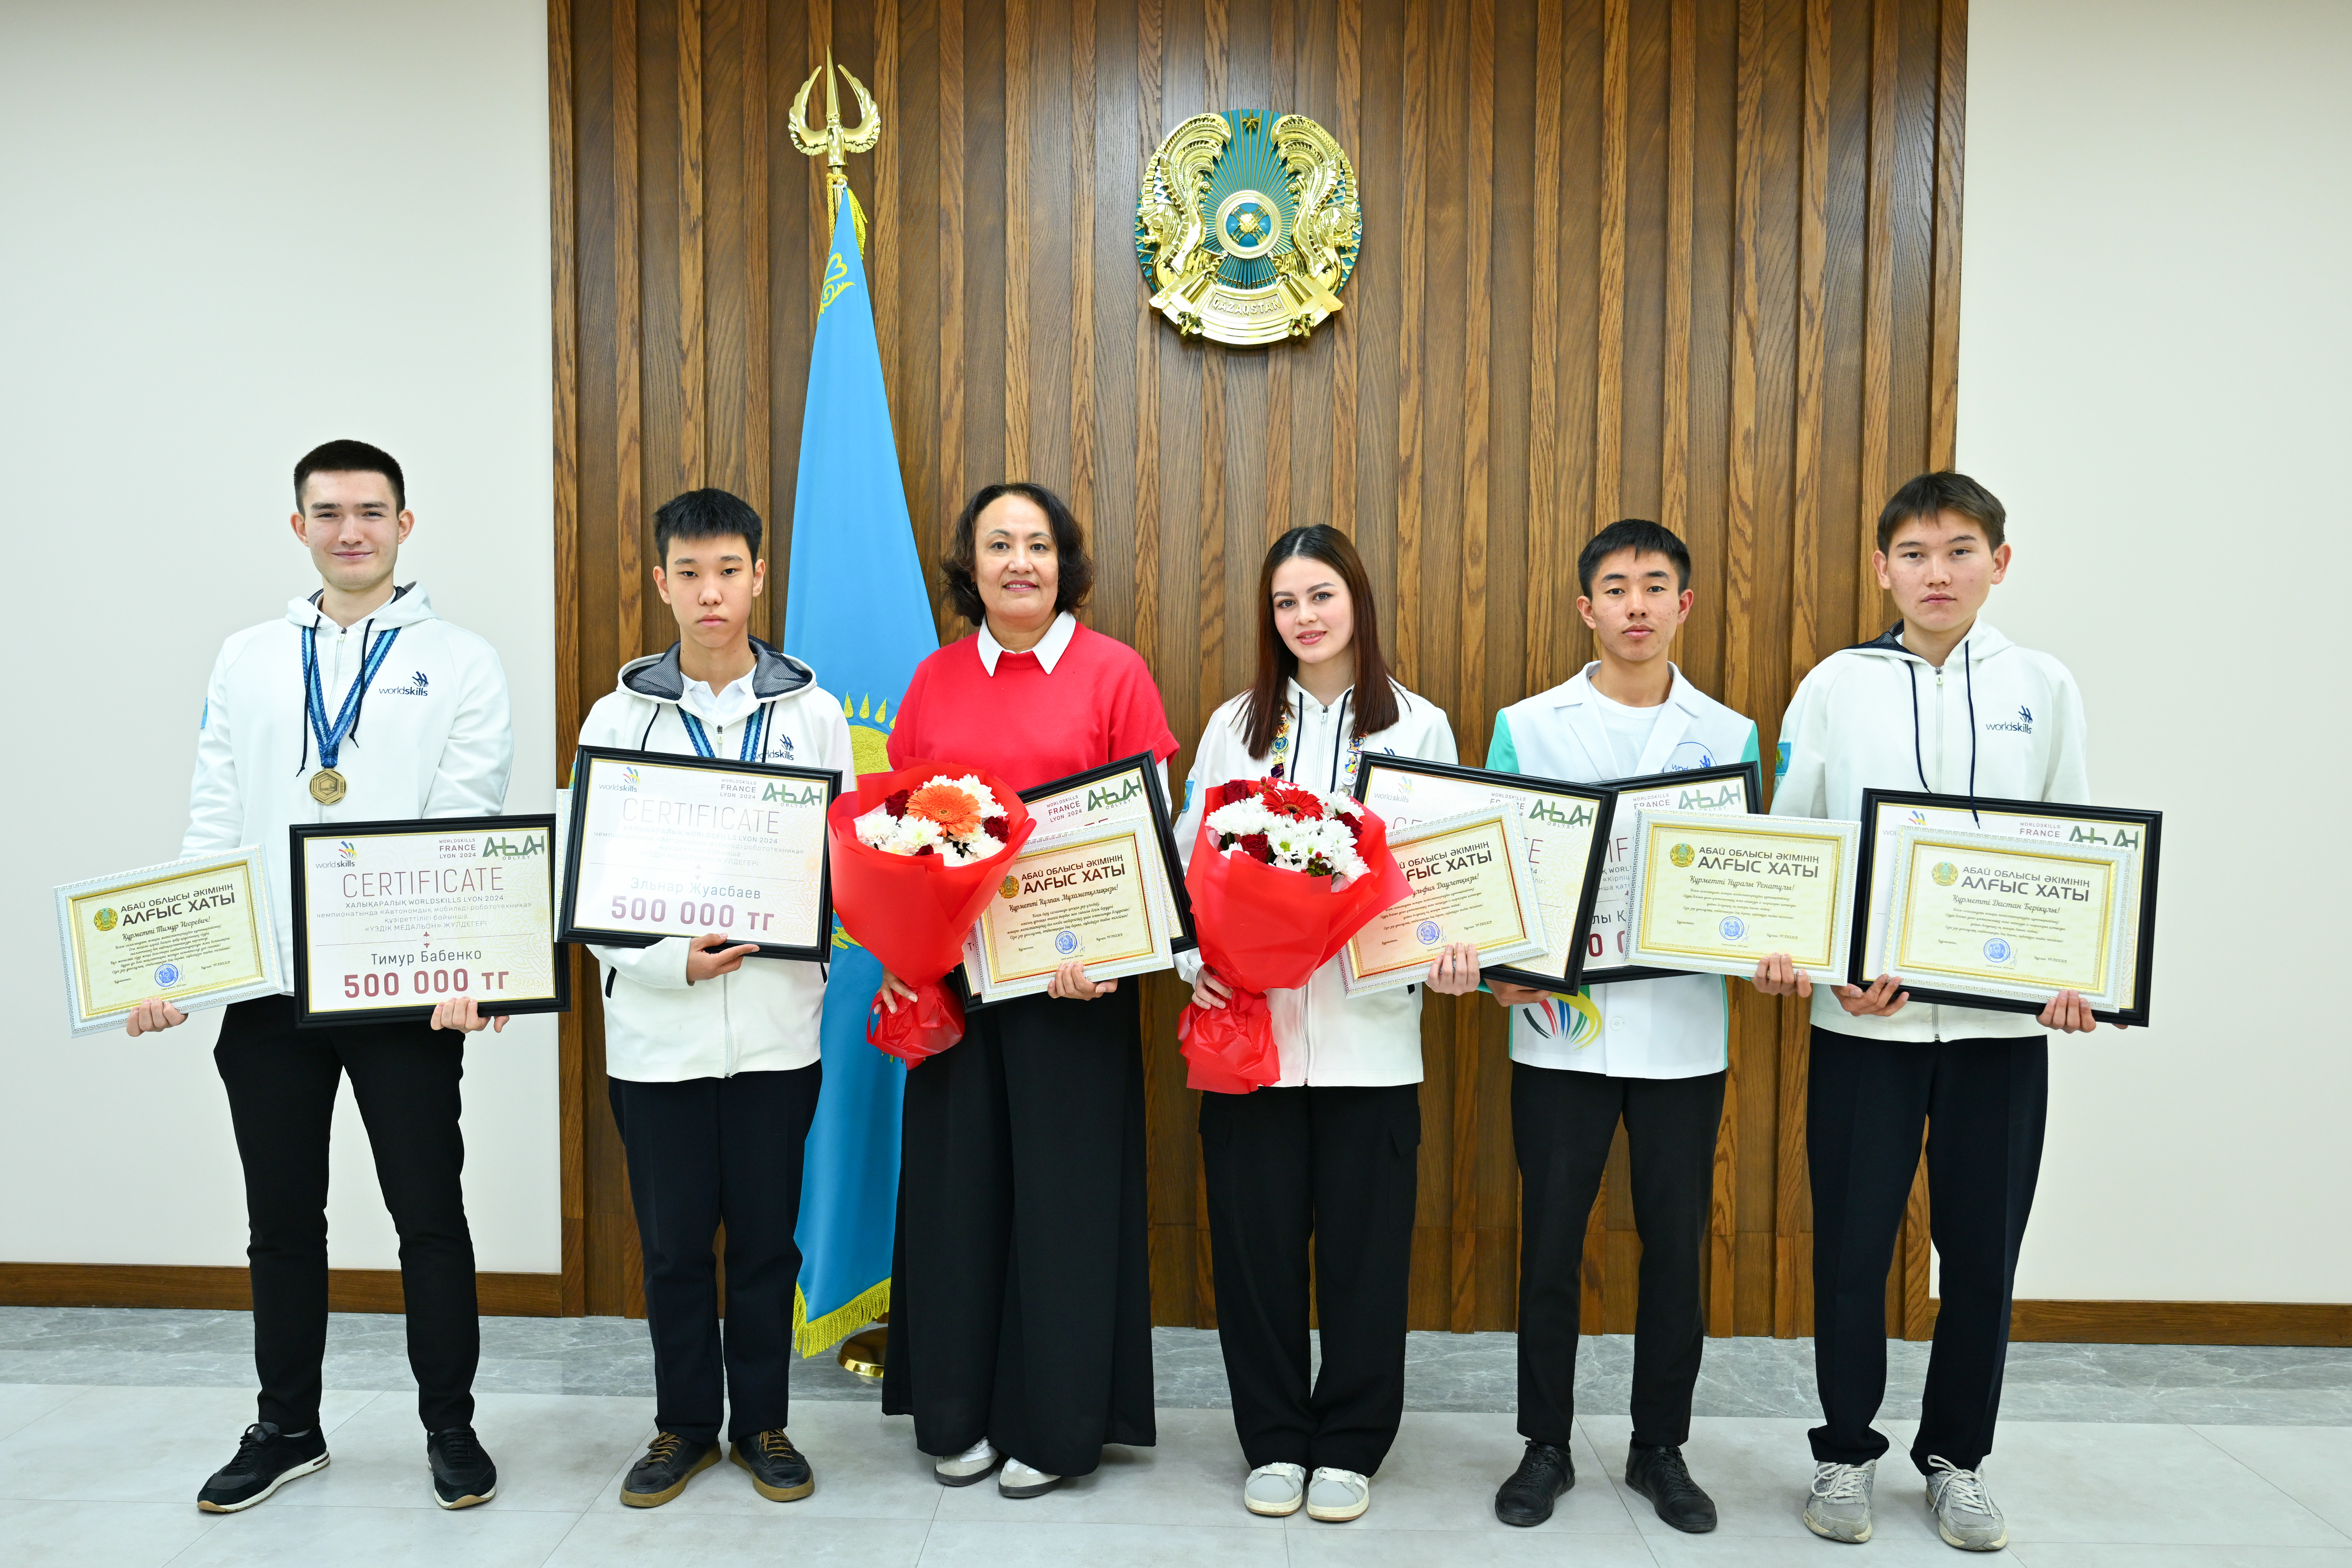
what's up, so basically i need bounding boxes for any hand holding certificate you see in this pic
[56,848,284,1036]
[1341,807,1552,995]
[1624,811,1860,981]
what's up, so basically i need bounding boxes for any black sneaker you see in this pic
[1625,1440,1718,1533]
[730,1429,815,1502]
[196,1422,329,1512]
[1494,1439,1575,1526]
[427,1426,499,1509]
[619,1431,719,1507]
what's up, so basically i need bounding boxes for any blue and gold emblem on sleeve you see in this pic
[1136,110,1361,346]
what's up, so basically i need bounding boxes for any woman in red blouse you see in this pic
[878,483,1178,1499]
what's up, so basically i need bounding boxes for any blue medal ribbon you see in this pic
[677,702,767,762]
[302,621,403,772]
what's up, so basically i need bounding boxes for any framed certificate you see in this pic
[1624,811,1860,981]
[961,823,1177,1001]
[1583,762,1763,986]
[290,816,570,1026]
[1351,753,1612,993]
[55,848,285,1036]
[560,746,838,962]
[1341,807,1550,995]
[1855,790,2161,1025]
[958,754,1192,1005]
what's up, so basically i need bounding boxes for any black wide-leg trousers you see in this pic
[1512,1063,1726,1450]
[1807,1027,2048,1474]
[1198,1082,1421,1477]
[608,1064,822,1445]
[882,987,1156,1476]
[213,994,478,1433]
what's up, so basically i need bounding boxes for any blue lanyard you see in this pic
[678,702,766,762]
[301,620,402,770]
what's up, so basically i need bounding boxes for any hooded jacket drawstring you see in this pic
[1903,631,1982,826]
[1329,689,1353,792]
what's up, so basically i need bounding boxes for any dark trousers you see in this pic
[882,988,1155,1476]
[1807,1027,2048,1473]
[608,1065,822,1445]
[1512,1063,1725,1449]
[213,994,478,1433]
[1199,1082,1421,1476]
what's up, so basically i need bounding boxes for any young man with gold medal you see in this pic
[127,440,515,1514]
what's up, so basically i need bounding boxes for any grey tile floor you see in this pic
[2,1308,2348,1565]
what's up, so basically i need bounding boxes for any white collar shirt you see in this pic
[977,611,1076,675]
[681,670,759,729]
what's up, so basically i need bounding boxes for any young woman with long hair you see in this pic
[1168,525,1480,1523]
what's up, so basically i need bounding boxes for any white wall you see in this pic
[1960,0,2352,1301]
[0,1,558,1273]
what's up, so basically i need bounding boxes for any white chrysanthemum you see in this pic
[854,804,901,848]
[940,774,1007,818]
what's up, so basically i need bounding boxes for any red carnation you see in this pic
[1237,832,1275,864]
[1213,780,1256,809]
[884,788,914,818]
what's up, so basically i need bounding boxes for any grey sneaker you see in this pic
[1244,1461,1305,1516]
[1803,1459,1876,1543]
[1924,1456,2008,1551]
[1305,1466,1370,1522]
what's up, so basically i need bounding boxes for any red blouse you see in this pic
[890,621,1178,792]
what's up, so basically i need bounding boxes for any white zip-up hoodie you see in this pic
[182,585,513,983]
[576,640,852,1082]
[1173,679,1458,1087]
[1770,618,2090,1042]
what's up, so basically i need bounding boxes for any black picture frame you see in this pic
[953,751,1196,1012]
[1581,760,1766,987]
[290,814,572,1028]
[1852,788,2161,1027]
[559,745,839,962]
[1348,752,1616,994]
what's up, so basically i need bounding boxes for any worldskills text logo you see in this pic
[1669,843,1696,869]
[336,841,358,867]
[92,908,117,932]
[378,670,431,697]
[1986,705,2034,735]
[1932,861,1959,887]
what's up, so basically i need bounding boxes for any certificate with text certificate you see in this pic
[291,816,569,1026]
[1880,826,2133,1012]
[1352,754,1611,994]
[55,848,284,1036]
[1854,789,2160,1025]
[1342,807,1549,995]
[1624,810,1858,981]
[965,824,1174,1000]
[1583,762,1761,985]
[560,747,837,962]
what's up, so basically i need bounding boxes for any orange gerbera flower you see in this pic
[904,781,985,838]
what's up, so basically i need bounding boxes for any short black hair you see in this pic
[294,439,405,511]
[653,487,764,566]
[1577,518,1691,597]
[1878,471,2007,553]
[941,482,1095,626]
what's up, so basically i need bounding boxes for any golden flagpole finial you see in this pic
[790,53,882,236]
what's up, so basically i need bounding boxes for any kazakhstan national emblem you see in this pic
[1136,110,1362,346]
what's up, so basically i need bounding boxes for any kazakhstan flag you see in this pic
[784,190,936,1355]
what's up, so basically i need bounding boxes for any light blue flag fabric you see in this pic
[784,191,937,1355]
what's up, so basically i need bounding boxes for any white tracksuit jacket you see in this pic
[1172,678,1458,1087]
[576,640,852,1082]
[1771,618,2091,1043]
[182,585,514,984]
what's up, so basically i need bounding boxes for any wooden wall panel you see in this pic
[552,0,1967,1331]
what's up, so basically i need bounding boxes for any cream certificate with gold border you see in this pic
[968,824,1173,1000]
[56,848,284,1036]
[1342,807,1548,995]
[1625,810,1858,980]
[1879,826,2131,1009]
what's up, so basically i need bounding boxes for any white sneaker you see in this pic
[1924,1456,2008,1551]
[1804,1459,1876,1543]
[934,1437,998,1486]
[1305,1466,1370,1522]
[1243,1462,1306,1516]
[999,1456,1062,1499]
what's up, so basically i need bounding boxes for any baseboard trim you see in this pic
[0,1263,563,1317]
[2005,1298,2350,1348]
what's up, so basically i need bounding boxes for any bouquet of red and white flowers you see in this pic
[827,760,1036,1066]
[1179,778,1409,1093]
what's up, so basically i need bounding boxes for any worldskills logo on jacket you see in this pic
[1984,704,2034,735]
[377,669,432,697]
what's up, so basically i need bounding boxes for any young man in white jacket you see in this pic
[1757,472,2103,1552]
[129,441,513,1514]
[574,489,852,1510]
[1483,520,1757,1534]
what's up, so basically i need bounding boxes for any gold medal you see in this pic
[308,767,348,804]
